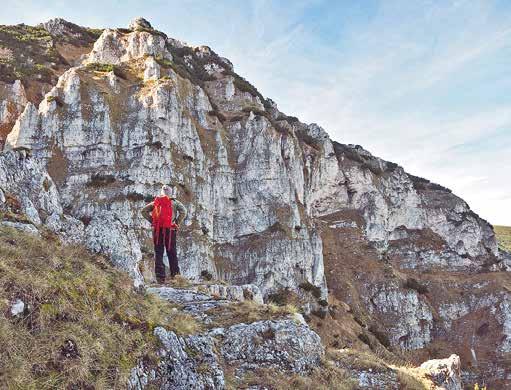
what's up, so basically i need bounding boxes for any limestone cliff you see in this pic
[1,17,510,387]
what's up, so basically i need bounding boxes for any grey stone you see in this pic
[129,17,153,31]
[420,354,463,390]
[10,298,25,316]
[1,221,40,236]
[219,319,324,374]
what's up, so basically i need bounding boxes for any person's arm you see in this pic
[141,202,154,223]
[173,199,187,226]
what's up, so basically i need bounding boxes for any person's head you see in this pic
[161,184,175,198]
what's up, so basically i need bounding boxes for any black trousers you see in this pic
[153,228,179,282]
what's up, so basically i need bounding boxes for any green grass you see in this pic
[85,28,103,39]
[86,62,115,73]
[0,24,52,42]
[0,24,60,84]
[495,225,511,252]
[0,225,187,389]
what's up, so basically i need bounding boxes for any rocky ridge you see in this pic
[129,282,461,390]
[128,283,324,389]
[0,16,510,387]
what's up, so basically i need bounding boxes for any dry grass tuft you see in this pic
[226,363,358,390]
[394,366,433,389]
[328,348,389,372]
[167,274,194,288]
[205,300,298,329]
[167,311,202,335]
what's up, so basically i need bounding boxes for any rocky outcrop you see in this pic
[325,143,498,268]
[9,298,25,317]
[144,319,323,390]
[0,80,27,144]
[147,284,263,322]
[0,150,84,240]
[420,355,462,390]
[365,281,433,349]
[128,17,153,31]
[85,27,170,65]
[129,284,324,390]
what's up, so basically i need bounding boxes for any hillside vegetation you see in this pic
[0,226,179,389]
[495,225,511,252]
[0,224,440,390]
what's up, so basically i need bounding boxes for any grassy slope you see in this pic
[495,225,511,252]
[0,226,183,389]
[0,222,436,390]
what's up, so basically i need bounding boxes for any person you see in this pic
[141,184,187,283]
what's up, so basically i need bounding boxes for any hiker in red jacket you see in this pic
[141,184,187,283]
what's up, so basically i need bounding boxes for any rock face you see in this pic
[0,150,85,244]
[0,80,27,145]
[146,319,323,390]
[0,17,510,387]
[3,20,329,301]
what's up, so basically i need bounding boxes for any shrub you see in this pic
[403,278,429,295]
[368,324,391,348]
[241,106,268,118]
[126,192,146,202]
[0,25,51,42]
[286,115,299,123]
[228,114,244,122]
[298,281,322,299]
[79,216,92,226]
[165,46,217,86]
[357,333,372,347]
[86,173,116,187]
[154,55,172,68]
[86,28,103,38]
[231,74,261,98]
[208,109,226,122]
[267,288,293,306]
[86,62,128,79]
[200,270,213,281]
[46,95,63,106]
[86,62,115,73]
[353,314,366,328]
[409,174,451,193]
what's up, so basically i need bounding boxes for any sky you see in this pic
[2,0,511,225]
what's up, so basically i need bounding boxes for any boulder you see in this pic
[420,354,462,390]
[129,17,153,31]
[10,298,25,316]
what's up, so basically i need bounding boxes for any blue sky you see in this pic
[2,0,511,225]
